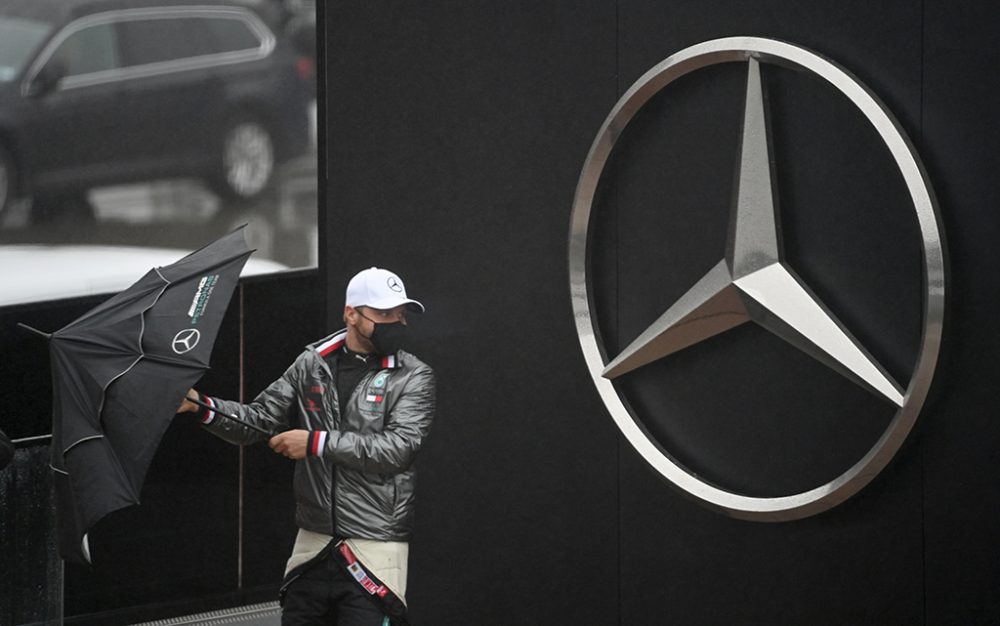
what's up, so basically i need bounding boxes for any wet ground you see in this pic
[130,601,281,626]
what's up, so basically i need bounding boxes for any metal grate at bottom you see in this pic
[129,601,281,626]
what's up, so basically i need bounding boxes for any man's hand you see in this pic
[269,430,310,460]
[177,389,199,414]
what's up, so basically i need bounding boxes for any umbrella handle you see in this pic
[186,395,276,437]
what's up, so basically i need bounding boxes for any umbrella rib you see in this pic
[97,355,145,423]
[76,277,168,511]
[143,354,210,371]
[155,251,253,284]
[94,277,171,419]
[63,434,105,456]
[140,275,172,357]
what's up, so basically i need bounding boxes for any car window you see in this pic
[0,3,318,309]
[47,22,120,78]
[116,18,215,67]
[203,17,263,54]
[0,17,52,82]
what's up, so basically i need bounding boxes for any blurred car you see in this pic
[278,0,316,62]
[238,0,315,54]
[0,0,313,217]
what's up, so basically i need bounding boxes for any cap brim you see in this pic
[366,297,425,313]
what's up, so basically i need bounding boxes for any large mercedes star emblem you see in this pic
[172,328,201,355]
[569,37,946,520]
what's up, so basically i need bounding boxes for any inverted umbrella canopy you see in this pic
[27,227,253,564]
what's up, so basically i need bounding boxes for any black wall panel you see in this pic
[0,297,108,441]
[239,271,326,592]
[325,2,620,624]
[922,2,1000,623]
[324,0,1000,625]
[610,3,927,623]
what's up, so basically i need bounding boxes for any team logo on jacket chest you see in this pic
[366,372,390,403]
[305,385,324,412]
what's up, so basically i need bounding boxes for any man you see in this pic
[178,267,435,625]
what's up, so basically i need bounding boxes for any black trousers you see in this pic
[282,552,388,626]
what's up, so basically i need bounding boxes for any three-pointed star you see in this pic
[601,58,904,407]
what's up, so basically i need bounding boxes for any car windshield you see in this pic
[0,18,52,82]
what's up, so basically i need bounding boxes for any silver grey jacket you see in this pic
[200,329,435,541]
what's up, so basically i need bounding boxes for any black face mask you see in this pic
[359,312,409,355]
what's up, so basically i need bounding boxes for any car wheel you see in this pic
[0,143,15,216]
[212,116,276,202]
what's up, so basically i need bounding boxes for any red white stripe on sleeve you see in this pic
[199,395,217,425]
[308,431,328,457]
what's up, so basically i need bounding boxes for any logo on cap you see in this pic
[387,276,403,292]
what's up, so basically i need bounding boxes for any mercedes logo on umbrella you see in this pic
[172,328,201,354]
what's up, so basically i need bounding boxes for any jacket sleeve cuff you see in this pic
[195,393,217,425]
[307,431,328,457]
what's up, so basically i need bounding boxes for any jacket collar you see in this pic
[309,329,402,369]
[311,330,347,358]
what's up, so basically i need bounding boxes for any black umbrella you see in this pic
[19,226,260,564]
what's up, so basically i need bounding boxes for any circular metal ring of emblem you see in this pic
[568,37,946,520]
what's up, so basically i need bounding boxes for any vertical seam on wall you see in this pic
[614,1,622,624]
[317,0,329,290]
[237,284,245,591]
[315,0,331,330]
[919,2,927,623]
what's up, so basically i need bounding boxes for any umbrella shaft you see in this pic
[187,396,274,436]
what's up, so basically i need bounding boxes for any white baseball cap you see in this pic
[345,267,425,313]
